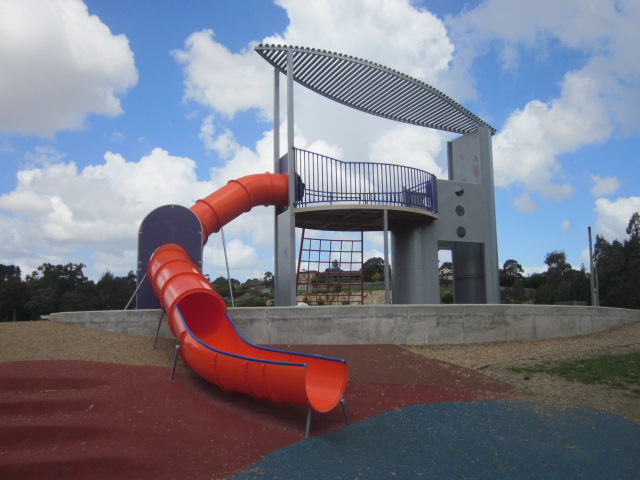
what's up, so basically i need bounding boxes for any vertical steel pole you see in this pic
[221,226,235,308]
[588,226,599,306]
[273,67,280,302]
[287,49,295,204]
[383,209,390,304]
[274,67,280,171]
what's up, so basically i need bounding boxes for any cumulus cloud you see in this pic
[590,174,621,197]
[369,126,448,178]
[0,147,212,277]
[267,0,454,87]
[512,193,539,213]
[199,114,240,159]
[449,0,640,208]
[0,0,138,136]
[492,71,610,204]
[173,0,458,175]
[172,30,271,118]
[594,196,640,242]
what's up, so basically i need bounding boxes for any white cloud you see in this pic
[0,147,213,278]
[523,265,546,276]
[204,237,259,272]
[268,0,455,88]
[450,0,640,204]
[199,114,240,159]
[173,0,458,174]
[594,196,640,242]
[369,126,448,178]
[172,29,271,118]
[590,174,621,197]
[492,71,609,204]
[579,247,592,271]
[513,192,539,213]
[561,220,571,231]
[0,0,138,136]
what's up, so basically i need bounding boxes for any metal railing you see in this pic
[294,148,437,213]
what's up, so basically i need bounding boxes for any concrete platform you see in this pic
[50,304,640,345]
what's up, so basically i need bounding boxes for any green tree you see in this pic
[24,263,95,318]
[327,260,342,272]
[211,276,240,298]
[500,259,524,287]
[595,212,640,309]
[263,271,274,289]
[363,257,388,282]
[534,251,590,305]
[0,265,28,321]
[96,270,137,310]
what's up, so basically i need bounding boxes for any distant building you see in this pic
[243,279,266,292]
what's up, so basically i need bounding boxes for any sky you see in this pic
[0,0,638,284]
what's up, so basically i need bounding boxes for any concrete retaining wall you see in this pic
[50,304,640,345]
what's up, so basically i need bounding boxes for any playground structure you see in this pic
[254,45,500,305]
[138,173,348,436]
[134,45,501,433]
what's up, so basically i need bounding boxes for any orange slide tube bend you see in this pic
[148,173,348,413]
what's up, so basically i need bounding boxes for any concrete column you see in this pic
[392,223,439,304]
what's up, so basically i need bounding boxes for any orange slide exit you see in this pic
[147,173,348,413]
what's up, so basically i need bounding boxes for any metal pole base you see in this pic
[152,310,165,349]
[304,397,349,439]
[169,340,181,380]
[305,408,312,439]
[340,397,350,425]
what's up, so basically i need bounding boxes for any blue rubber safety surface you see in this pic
[231,401,640,480]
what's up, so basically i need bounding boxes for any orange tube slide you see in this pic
[148,173,348,413]
[190,173,289,242]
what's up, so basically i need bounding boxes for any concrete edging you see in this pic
[50,304,640,345]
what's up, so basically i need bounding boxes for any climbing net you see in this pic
[296,229,364,305]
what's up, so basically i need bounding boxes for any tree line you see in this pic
[0,263,136,321]
[500,213,639,308]
[1,213,637,319]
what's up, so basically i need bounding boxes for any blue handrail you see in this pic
[293,148,437,213]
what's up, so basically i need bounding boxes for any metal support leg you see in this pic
[169,341,181,380]
[340,397,350,425]
[124,273,147,310]
[152,310,165,349]
[305,408,312,439]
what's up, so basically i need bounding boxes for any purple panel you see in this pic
[136,205,203,309]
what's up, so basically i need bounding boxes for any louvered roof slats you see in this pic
[367,75,423,113]
[311,59,353,93]
[358,71,409,111]
[338,68,390,108]
[325,62,372,100]
[255,44,495,135]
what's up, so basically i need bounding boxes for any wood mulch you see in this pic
[407,321,640,424]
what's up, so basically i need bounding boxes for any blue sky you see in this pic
[0,0,638,283]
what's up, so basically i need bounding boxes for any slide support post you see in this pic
[152,309,165,350]
[170,340,181,380]
[305,408,312,439]
[340,397,350,425]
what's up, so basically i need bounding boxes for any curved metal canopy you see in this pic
[255,44,495,135]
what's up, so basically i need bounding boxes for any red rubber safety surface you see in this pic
[0,345,519,480]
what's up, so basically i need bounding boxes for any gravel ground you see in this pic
[2,319,639,424]
[407,321,640,424]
